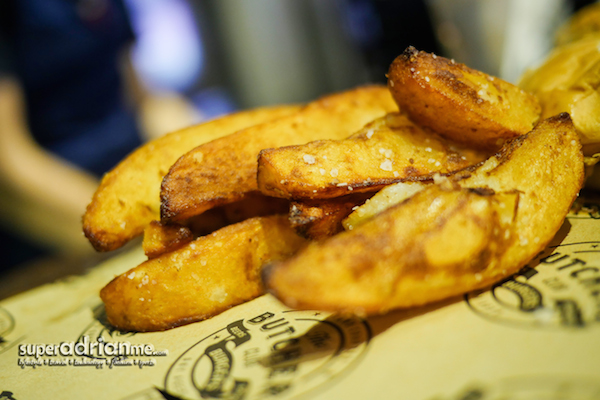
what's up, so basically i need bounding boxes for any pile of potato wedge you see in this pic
[84,46,585,332]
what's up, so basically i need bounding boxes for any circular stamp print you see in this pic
[164,309,371,400]
[465,239,600,329]
[431,375,600,400]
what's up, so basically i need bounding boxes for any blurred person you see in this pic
[0,0,199,271]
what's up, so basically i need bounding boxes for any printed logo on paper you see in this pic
[0,307,17,355]
[430,375,600,400]
[466,209,600,329]
[164,309,370,400]
[16,304,167,370]
[0,391,17,400]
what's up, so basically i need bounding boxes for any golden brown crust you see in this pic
[257,113,489,200]
[519,37,600,153]
[555,2,600,46]
[142,221,193,259]
[264,185,517,313]
[388,46,541,150]
[101,215,307,332]
[289,192,373,240]
[83,105,301,252]
[159,85,398,223]
[263,114,584,315]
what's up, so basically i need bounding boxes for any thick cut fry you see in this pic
[456,114,583,243]
[101,215,307,332]
[519,37,600,154]
[83,105,301,252]
[555,2,600,46]
[388,46,541,149]
[258,113,486,199]
[142,221,192,259]
[267,184,517,313]
[289,193,373,240]
[160,85,397,223]
[343,181,428,230]
[263,114,584,314]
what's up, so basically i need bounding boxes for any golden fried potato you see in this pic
[388,47,541,149]
[160,85,397,223]
[266,184,517,313]
[342,181,427,231]
[519,37,600,155]
[555,2,600,46]
[101,215,307,332]
[142,221,192,259]
[289,193,373,240]
[456,113,583,242]
[263,114,584,314]
[257,113,488,200]
[83,105,301,252]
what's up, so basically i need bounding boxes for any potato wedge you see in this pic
[160,85,397,223]
[101,215,307,332]
[263,114,584,314]
[555,2,600,46]
[257,112,486,199]
[518,36,600,155]
[342,181,428,231]
[142,221,192,259]
[83,105,301,252]
[266,184,518,313]
[456,113,583,243]
[388,46,541,149]
[289,193,373,240]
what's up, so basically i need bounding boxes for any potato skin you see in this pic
[388,47,541,150]
[343,181,428,230]
[555,2,600,46]
[257,113,488,200]
[457,113,584,257]
[264,114,584,315]
[519,37,600,154]
[160,85,397,223]
[289,193,373,240]
[101,215,306,332]
[83,105,301,252]
[264,184,517,313]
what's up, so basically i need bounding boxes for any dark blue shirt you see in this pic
[0,0,142,176]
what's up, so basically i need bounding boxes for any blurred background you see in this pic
[0,0,596,298]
